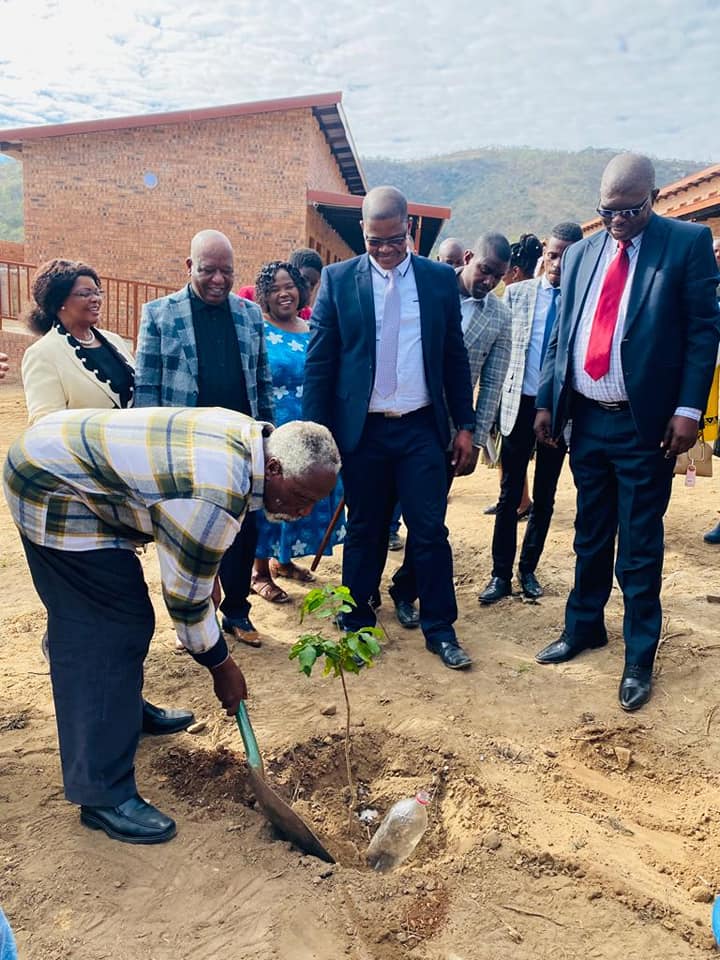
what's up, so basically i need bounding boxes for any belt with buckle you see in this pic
[370,405,431,419]
[579,395,629,412]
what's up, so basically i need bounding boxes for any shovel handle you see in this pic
[235,701,264,773]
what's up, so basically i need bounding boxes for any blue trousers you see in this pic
[564,396,675,668]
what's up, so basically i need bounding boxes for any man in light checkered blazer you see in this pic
[479,222,583,606]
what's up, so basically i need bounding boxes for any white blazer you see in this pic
[22,324,135,424]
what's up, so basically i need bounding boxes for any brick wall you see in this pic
[21,107,355,291]
[0,240,25,261]
[0,329,34,384]
[306,206,355,264]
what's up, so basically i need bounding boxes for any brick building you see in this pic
[0,91,367,288]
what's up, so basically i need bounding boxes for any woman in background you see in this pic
[251,260,345,603]
[20,258,193,736]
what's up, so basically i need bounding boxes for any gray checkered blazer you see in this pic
[463,291,512,448]
[134,285,275,422]
[499,278,541,437]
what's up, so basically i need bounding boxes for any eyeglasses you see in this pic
[595,196,650,220]
[70,289,104,299]
[364,234,408,250]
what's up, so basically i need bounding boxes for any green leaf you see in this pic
[297,646,318,676]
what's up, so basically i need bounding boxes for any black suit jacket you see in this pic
[302,253,474,453]
[537,214,720,445]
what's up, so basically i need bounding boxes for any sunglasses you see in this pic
[595,196,650,220]
[364,233,408,249]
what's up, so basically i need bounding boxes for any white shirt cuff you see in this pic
[674,407,702,422]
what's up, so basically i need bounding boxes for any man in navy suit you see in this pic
[534,154,720,710]
[303,186,476,669]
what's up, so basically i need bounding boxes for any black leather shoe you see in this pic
[484,503,498,516]
[703,522,720,545]
[369,591,381,611]
[141,699,194,736]
[519,571,544,599]
[426,639,472,669]
[394,598,420,629]
[388,532,404,551]
[80,794,176,844]
[619,665,652,711]
[535,630,608,664]
[478,576,512,605]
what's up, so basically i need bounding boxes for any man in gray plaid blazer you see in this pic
[134,230,275,647]
[479,222,583,605]
[389,233,513,625]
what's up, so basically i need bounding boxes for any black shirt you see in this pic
[188,285,251,414]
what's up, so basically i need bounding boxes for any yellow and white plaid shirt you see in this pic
[4,407,267,657]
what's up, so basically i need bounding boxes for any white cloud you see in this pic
[0,0,718,161]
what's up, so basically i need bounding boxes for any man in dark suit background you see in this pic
[303,186,476,669]
[534,153,720,710]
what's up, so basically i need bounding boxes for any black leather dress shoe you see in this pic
[388,532,404,551]
[619,665,652,711]
[393,598,420,629]
[478,576,512,605]
[141,699,194,736]
[519,571,543,599]
[426,639,472,669]
[535,631,608,664]
[80,794,176,844]
[703,522,720,545]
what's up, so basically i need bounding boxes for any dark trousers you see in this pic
[564,395,675,668]
[341,407,458,645]
[492,394,566,581]
[218,509,257,622]
[389,453,456,604]
[21,537,155,807]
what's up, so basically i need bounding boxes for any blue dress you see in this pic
[255,321,346,563]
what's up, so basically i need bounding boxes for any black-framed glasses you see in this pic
[595,196,650,220]
[364,233,408,249]
[70,289,104,299]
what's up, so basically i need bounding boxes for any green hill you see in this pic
[0,159,23,241]
[363,147,708,247]
[0,148,710,249]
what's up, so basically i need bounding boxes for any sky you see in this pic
[1,0,719,163]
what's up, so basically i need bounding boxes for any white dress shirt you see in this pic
[572,232,700,420]
[368,253,430,414]
[460,295,483,334]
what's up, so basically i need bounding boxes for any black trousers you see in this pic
[564,395,675,668]
[340,408,458,645]
[389,453,456,604]
[218,509,257,623]
[21,537,155,807]
[492,394,566,581]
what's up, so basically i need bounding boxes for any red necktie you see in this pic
[584,240,630,381]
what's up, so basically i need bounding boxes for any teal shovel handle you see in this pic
[235,701,263,773]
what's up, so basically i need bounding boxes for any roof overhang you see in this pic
[307,189,451,256]
[0,91,366,195]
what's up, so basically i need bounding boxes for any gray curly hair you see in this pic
[265,421,341,478]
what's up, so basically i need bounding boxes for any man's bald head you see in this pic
[189,229,233,261]
[437,237,465,268]
[361,186,410,271]
[361,186,408,222]
[187,230,235,305]
[598,153,658,242]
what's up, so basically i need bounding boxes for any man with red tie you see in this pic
[533,153,720,711]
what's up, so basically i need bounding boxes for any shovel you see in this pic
[235,702,335,863]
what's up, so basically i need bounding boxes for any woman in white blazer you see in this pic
[22,259,135,424]
[20,258,193,737]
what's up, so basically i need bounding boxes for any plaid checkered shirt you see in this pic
[4,407,267,659]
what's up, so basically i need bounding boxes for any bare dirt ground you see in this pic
[2,384,720,960]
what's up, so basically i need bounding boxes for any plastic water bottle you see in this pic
[366,791,430,872]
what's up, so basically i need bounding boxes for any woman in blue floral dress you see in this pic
[251,261,345,603]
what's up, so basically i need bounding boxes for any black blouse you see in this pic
[56,321,135,408]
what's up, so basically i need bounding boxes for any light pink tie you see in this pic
[375,268,401,398]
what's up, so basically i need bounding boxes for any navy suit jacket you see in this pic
[537,214,720,446]
[302,253,474,453]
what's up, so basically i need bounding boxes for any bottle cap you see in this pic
[415,790,430,805]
